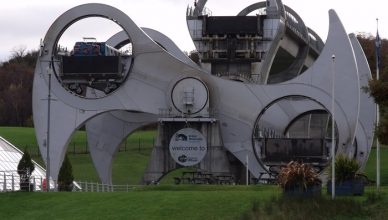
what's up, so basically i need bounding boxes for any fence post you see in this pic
[85,181,88,192]
[4,173,6,191]
[12,174,15,191]
[33,177,36,192]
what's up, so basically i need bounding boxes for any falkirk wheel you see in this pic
[33,0,376,184]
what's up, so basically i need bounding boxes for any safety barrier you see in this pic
[74,181,142,192]
[0,171,46,192]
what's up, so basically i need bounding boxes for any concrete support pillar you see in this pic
[142,121,235,184]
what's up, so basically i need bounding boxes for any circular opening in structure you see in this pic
[171,77,209,115]
[252,96,338,174]
[246,8,266,16]
[53,17,133,99]
[285,11,299,24]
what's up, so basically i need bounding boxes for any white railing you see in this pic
[0,170,78,192]
[74,181,142,192]
[158,108,217,119]
[1,170,141,193]
[0,171,46,192]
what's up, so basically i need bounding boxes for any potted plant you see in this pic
[327,154,367,196]
[277,161,322,197]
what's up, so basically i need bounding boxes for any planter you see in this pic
[284,185,322,197]
[327,179,365,196]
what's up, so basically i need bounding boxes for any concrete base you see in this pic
[142,121,240,184]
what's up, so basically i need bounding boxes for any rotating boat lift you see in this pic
[33,0,375,184]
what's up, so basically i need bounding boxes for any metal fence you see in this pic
[74,181,142,192]
[0,173,142,193]
[0,171,47,192]
[20,136,155,158]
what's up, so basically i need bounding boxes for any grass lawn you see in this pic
[70,150,153,184]
[0,186,387,220]
[364,147,388,184]
[242,186,388,220]
[0,185,279,220]
[0,126,38,152]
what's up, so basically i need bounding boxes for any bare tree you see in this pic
[10,45,27,61]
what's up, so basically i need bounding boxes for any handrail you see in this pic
[74,181,144,192]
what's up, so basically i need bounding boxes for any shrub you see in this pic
[328,154,363,183]
[277,161,321,191]
[58,154,74,191]
[17,149,35,191]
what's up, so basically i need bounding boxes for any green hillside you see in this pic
[1,127,388,185]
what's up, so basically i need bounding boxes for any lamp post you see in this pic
[246,153,249,186]
[46,63,52,192]
[331,54,336,199]
[376,18,381,192]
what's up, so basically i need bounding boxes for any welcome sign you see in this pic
[169,128,207,166]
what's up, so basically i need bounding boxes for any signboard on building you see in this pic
[169,128,207,166]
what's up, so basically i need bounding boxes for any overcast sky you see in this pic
[0,0,385,62]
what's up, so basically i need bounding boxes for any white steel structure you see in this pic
[32,1,375,184]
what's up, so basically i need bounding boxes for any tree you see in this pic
[188,50,200,65]
[10,45,27,63]
[58,154,74,191]
[17,149,35,191]
[0,50,36,126]
[360,34,388,144]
